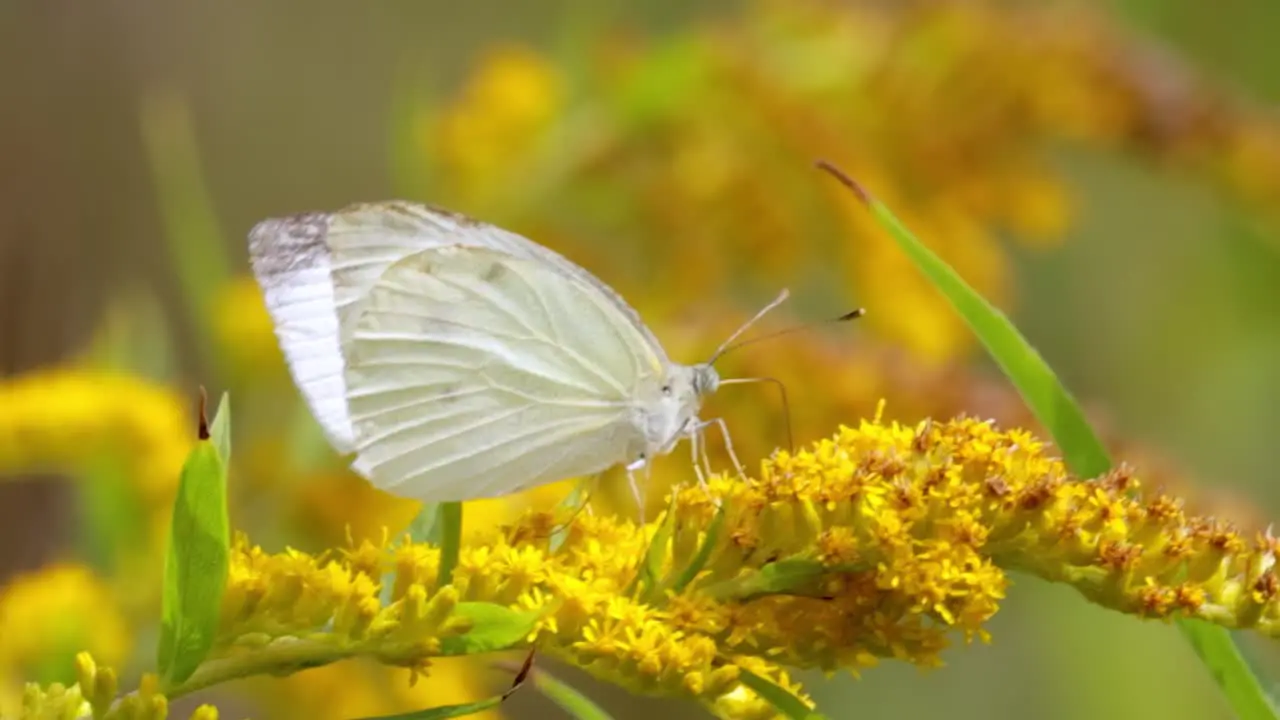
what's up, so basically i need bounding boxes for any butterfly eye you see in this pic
[661,384,673,396]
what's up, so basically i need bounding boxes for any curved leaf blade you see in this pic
[525,667,615,720]
[820,161,1279,720]
[439,603,541,656]
[737,669,826,720]
[703,559,826,602]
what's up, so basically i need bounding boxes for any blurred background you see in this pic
[3,0,1280,718]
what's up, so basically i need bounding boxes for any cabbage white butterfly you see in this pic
[248,201,792,505]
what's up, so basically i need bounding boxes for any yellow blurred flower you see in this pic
[430,44,566,203]
[0,369,193,601]
[415,0,1280,366]
[251,657,498,720]
[212,276,283,380]
[0,566,129,717]
[0,369,190,504]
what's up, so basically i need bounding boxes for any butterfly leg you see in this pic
[702,417,746,480]
[687,422,710,488]
[625,456,651,525]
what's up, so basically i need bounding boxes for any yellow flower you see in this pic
[12,411,1276,719]
[19,655,216,720]
[0,566,129,717]
[430,44,566,202]
[212,276,284,380]
[251,657,498,720]
[0,369,190,504]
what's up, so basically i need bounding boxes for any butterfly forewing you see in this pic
[248,201,668,461]
[343,244,663,501]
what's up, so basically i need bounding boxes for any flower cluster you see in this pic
[41,411,1259,720]
[18,653,216,720]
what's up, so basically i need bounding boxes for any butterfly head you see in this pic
[658,363,716,418]
[691,363,721,396]
[634,363,712,457]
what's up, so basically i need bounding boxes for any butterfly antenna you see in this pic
[705,289,792,366]
[712,307,865,363]
[717,376,794,452]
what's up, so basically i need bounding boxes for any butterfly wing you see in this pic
[343,243,664,502]
[247,201,664,453]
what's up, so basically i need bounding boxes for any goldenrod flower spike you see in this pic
[20,414,1277,719]
[20,654,215,720]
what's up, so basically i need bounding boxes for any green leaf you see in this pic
[640,503,676,598]
[1178,620,1279,718]
[703,559,827,601]
[209,392,231,467]
[157,393,232,689]
[526,667,615,720]
[139,92,231,369]
[402,502,464,585]
[357,650,534,720]
[438,603,540,656]
[821,162,1279,720]
[669,503,727,593]
[737,669,826,720]
[405,503,447,546]
[549,476,593,554]
[437,502,463,587]
[378,501,464,607]
[77,453,149,574]
[850,177,1109,477]
[354,696,504,720]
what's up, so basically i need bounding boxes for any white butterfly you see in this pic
[248,201,787,504]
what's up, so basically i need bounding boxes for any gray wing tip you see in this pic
[247,211,333,281]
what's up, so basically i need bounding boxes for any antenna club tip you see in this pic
[197,385,210,440]
[814,159,871,206]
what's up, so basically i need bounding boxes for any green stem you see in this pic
[166,638,354,699]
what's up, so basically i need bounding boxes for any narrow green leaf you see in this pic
[642,504,676,597]
[737,669,826,720]
[84,288,176,381]
[436,502,462,587]
[669,503,727,593]
[854,190,1110,476]
[77,453,148,574]
[820,161,1279,720]
[624,498,675,600]
[405,503,447,546]
[1178,620,1279,717]
[703,559,826,601]
[157,393,232,688]
[209,392,231,467]
[378,502,463,607]
[353,696,503,720]
[549,476,593,554]
[358,650,534,720]
[139,92,231,368]
[526,668,615,720]
[438,603,540,656]
[400,502,463,584]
